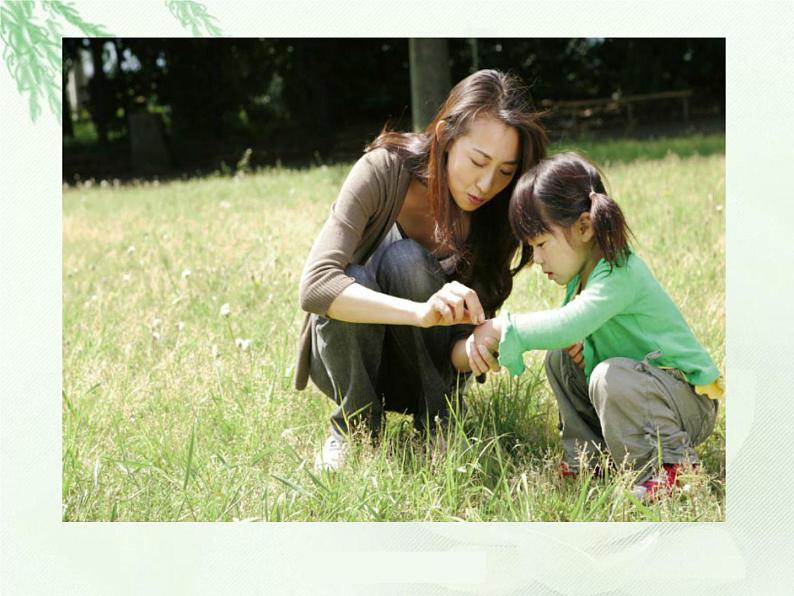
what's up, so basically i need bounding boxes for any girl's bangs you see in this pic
[512,191,553,241]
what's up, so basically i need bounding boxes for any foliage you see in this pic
[43,0,111,36]
[0,0,224,123]
[0,0,110,122]
[62,135,725,521]
[165,0,221,37]
[61,37,724,166]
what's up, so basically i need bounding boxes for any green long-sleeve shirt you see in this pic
[498,252,720,387]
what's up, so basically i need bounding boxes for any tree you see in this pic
[409,39,451,132]
[87,39,110,145]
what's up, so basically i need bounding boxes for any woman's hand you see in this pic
[415,281,485,328]
[566,341,584,368]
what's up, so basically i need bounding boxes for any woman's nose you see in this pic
[476,170,495,195]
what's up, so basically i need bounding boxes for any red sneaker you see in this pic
[633,463,681,500]
[560,462,578,478]
[560,462,605,479]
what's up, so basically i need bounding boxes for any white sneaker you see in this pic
[314,434,347,472]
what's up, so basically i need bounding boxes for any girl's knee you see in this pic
[589,357,638,403]
[590,357,636,384]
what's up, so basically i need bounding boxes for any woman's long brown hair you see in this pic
[366,69,548,315]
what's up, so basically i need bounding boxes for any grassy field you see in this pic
[63,133,725,521]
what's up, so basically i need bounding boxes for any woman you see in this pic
[295,69,548,471]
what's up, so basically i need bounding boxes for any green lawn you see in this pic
[63,133,725,521]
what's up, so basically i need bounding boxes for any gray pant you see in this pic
[544,349,718,481]
[309,239,471,437]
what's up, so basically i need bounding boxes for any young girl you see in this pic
[471,152,723,498]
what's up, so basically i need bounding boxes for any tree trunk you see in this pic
[88,39,109,145]
[468,38,479,73]
[62,59,74,138]
[409,39,451,132]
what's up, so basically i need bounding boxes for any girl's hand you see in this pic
[416,281,485,328]
[465,317,503,375]
[566,341,584,368]
[473,317,502,347]
[465,334,500,376]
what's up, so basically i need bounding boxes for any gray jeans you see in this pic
[544,349,718,481]
[309,239,471,437]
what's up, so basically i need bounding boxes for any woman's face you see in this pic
[445,116,521,212]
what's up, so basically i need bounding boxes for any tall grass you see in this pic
[63,133,725,521]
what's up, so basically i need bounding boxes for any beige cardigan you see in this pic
[295,148,412,389]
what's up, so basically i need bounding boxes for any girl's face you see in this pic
[445,116,520,212]
[528,220,596,287]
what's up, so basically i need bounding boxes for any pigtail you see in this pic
[588,190,632,267]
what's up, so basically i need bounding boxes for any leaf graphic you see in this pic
[43,0,112,37]
[165,0,222,37]
[0,0,111,123]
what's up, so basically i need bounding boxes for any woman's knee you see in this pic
[377,239,445,300]
[345,263,380,292]
[313,264,383,346]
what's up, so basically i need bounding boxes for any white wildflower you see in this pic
[219,200,231,209]
[220,303,231,317]
[122,272,131,282]
[100,179,109,188]
[211,344,220,360]
[151,331,161,341]
[151,318,162,328]
[235,337,251,351]
[181,268,191,279]
[126,245,135,255]
[177,321,185,331]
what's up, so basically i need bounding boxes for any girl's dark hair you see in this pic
[509,152,632,267]
[366,69,548,315]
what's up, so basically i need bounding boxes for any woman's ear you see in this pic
[577,212,595,242]
[435,119,447,143]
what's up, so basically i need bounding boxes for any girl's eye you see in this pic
[470,158,485,167]
[500,169,515,177]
